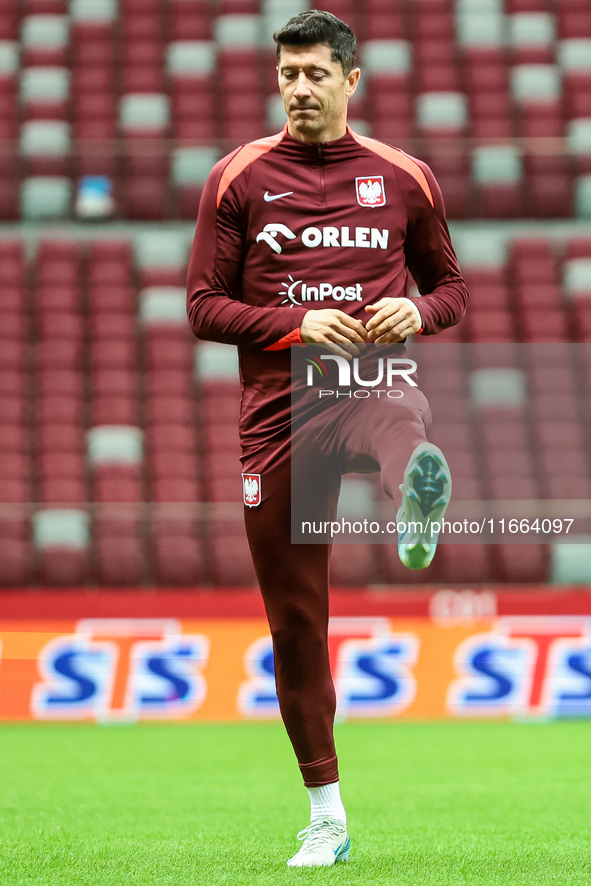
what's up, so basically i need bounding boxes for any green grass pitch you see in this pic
[1,720,590,885]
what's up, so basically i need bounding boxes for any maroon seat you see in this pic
[0,260,25,290]
[0,451,28,480]
[428,393,469,423]
[145,336,192,371]
[147,423,195,453]
[153,536,203,586]
[39,451,85,479]
[204,423,241,451]
[207,475,242,502]
[540,448,588,480]
[528,366,576,393]
[91,370,136,398]
[0,370,26,397]
[519,309,569,342]
[170,0,211,40]
[37,547,87,586]
[95,536,145,585]
[90,339,137,371]
[496,544,548,583]
[0,312,26,340]
[565,238,591,260]
[152,478,200,503]
[201,395,240,424]
[532,391,579,422]
[514,256,557,285]
[516,284,561,310]
[37,339,82,371]
[149,451,197,481]
[537,420,584,451]
[484,449,532,479]
[0,478,30,503]
[464,283,509,311]
[330,544,375,586]
[35,285,80,314]
[88,262,132,289]
[39,313,83,341]
[0,424,27,452]
[90,396,139,426]
[147,369,192,398]
[480,420,528,451]
[39,478,87,504]
[545,475,591,500]
[488,476,539,500]
[210,532,257,586]
[477,184,523,219]
[89,313,136,340]
[38,423,84,453]
[94,502,142,537]
[437,543,493,583]
[145,395,193,425]
[0,539,30,586]
[206,450,241,479]
[428,422,473,452]
[94,477,143,503]
[0,396,25,426]
[37,261,79,287]
[37,395,83,426]
[467,310,515,341]
[124,176,168,220]
[88,285,135,314]
[38,370,83,398]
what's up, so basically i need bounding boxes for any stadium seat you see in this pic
[95,535,145,585]
[33,507,90,585]
[0,539,30,586]
[210,529,257,585]
[472,145,524,218]
[550,539,591,584]
[575,176,591,218]
[153,535,203,586]
[21,14,69,68]
[20,176,71,219]
[496,544,548,582]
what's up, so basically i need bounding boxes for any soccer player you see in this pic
[187,10,468,867]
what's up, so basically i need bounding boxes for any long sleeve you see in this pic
[186,156,308,348]
[400,162,469,335]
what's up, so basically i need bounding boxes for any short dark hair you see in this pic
[273,10,357,76]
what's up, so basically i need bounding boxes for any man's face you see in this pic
[278,42,359,143]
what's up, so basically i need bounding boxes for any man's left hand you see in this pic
[364,298,420,343]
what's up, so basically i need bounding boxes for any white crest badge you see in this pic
[242,473,261,507]
[356,176,386,207]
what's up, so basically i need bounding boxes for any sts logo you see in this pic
[32,619,209,722]
[238,618,419,718]
[448,617,591,718]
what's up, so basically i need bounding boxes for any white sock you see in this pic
[307,781,346,824]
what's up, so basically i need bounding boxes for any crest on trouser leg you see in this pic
[242,473,261,507]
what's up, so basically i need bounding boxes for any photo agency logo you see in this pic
[304,352,418,399]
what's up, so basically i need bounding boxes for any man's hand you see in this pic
[300,309,368,360]
[365,298,420,343]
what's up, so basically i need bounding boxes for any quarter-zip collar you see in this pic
[273,124,368,165]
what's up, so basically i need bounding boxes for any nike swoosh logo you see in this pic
[264,190,294,202]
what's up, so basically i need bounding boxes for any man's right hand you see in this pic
[300,309,368,360]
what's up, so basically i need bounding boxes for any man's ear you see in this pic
[346,67,361,97]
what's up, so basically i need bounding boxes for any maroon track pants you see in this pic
[242,387,430,786]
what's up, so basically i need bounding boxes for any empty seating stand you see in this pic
[0,0,589,220]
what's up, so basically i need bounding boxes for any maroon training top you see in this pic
[187,125,468,456]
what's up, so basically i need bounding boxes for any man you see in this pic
[187,10,468,867]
